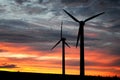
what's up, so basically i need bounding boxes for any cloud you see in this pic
[66,59,79,67]
[0,49,7,52]
[0,0,119,76]
[0,19,52,44]
[61,0,91,6]
[0,0,119,53]
[109,24,120,32]
[0,63,18,68]
[14,0,29,4]
[0,33,40,43]
[109,59,120,67]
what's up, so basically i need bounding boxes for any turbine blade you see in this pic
[65,42,70,48]
[63,9,79,22]
[76,26,80,48]
[84,12,105,22]
[51,40,61,50]
[61,21,63,38]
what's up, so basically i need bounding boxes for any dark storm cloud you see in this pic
[0,64,18,68]
[61,0,83,3]
[62,0,120,21]
[14,0,29,4]
[0,19,43,43]
[0,0,119,53]
[85,37,100,41]
[0,19,72,51]
[0,33,39,43]
[108,24,120,32]
[0,19,43,29]
[24,6,47,15]
[0,0,119,70]
[61,0,91,5]
[0,7,6,13]
[0,19,53,43]
[38,0,43,3]
[106,43,120,56]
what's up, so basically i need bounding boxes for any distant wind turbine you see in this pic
[51,21,70,75]
[63,9,104,77]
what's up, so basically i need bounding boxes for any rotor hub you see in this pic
[61,38,66,40]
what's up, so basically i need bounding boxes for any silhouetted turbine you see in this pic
[63,9,104,77]
[51,21,70,75]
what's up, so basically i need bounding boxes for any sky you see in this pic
[0,0,120,77]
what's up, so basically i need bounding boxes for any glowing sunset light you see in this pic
[0,0,119,77]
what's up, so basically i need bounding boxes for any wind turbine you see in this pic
[51,21,70,75]
[63,9,104,77]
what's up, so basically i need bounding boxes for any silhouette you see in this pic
[0,71,120,80]
[51,21,70,75]
[63,9,104,78]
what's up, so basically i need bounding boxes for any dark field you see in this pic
[0,71,119,80]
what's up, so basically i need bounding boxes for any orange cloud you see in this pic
[0,42,120,77]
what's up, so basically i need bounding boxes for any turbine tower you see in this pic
[63,9,104,78]
[51,21,70,75]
